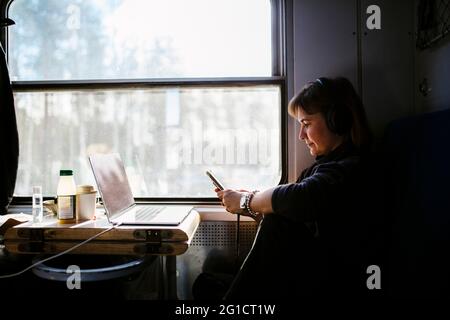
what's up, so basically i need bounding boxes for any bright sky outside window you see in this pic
[9,0,272,80]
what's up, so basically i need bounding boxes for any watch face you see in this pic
[240,194,246,209]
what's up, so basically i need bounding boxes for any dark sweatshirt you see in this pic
[272,141,366,225]
[271,141,372,293]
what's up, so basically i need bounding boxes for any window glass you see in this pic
[14,86,281,197]
[8,0,282,198]
[9,0,272,80]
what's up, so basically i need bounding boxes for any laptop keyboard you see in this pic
[136,206,165,220]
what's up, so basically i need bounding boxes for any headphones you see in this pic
[315,77,352,135]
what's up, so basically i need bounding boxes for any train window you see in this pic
[6,0,284,198]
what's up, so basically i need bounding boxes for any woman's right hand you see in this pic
[215,188,246,214]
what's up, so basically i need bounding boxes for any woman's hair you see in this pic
[288,76,373,150]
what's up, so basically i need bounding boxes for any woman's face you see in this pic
[297,108,344,157]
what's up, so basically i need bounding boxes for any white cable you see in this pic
[0,223,120,279]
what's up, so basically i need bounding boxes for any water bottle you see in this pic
[57,169,77,223]
[32,185,43,223]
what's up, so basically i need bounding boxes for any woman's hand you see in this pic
[215,188,246,214]
[214,187,274,222]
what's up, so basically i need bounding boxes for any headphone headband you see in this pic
[315,77,329,87]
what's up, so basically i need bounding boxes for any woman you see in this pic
[215,76,374,299]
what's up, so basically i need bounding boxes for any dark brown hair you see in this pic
[288,76,373,150]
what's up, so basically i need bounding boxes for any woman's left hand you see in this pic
[216,189,245,214]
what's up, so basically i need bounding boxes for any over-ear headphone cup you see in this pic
[317,77,353,135]
[326,105,338,133]
[326,104,352,135]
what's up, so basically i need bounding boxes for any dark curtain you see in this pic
[0,42,19,214]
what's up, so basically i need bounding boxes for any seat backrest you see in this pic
[381,108,450,297]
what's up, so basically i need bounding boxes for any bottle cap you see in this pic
[60,169,73,176]
[32,185,42,194]
[77,185,96,194]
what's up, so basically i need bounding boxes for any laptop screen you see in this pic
[89,153,135,219]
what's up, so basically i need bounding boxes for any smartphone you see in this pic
[206,170,225,190]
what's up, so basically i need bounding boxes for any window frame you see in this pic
[1,0,288,205]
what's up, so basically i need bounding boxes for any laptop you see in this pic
[88,153,193,226]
